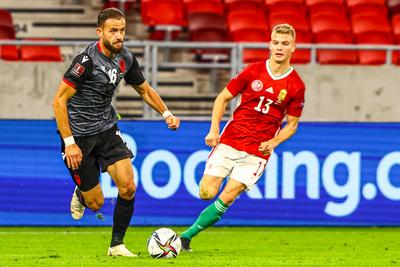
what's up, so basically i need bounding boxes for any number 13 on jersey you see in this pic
[254,96,273,114]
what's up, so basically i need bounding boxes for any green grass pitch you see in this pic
[0,227,399,266]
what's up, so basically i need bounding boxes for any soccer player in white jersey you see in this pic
[180,24,306,251]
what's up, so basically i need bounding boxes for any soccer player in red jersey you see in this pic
[180,24,305,251]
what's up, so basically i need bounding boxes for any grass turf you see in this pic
[0,227,399,266]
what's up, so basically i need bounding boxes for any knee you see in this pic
[199,187,216,200]
[118,181,136,200]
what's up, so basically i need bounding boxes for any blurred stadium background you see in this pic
[1,0,400,264]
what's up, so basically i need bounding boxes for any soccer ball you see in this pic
[147,228,181,258]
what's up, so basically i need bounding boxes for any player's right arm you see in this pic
[205,88,234,147]
[205,65,253,147]
[52,81,82,170]
[52,52,93,170]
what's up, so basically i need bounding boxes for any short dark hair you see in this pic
[97,8,125,28]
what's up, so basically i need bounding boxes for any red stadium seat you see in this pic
[308,3,347,19]
[188,13,229,61]
[392,18,400,64]
[0,45,19,61]
[141,0,186,40]
[392,14,400,42]
[267,1,307,17]
[141,0,186,26]
[0,9,16,39]
[314,32,358,64]
[347,0,387,18]
[269,12,310,33]
[351,14,391,35]
[311,14,351,34]
[227,10,269,36]
[351,14,393,65]
[186,0,224,16]
[189,14,227,41]
[311,14,356,64]
[350,5,388,18]
[291,31,312,64]
[391,15,400,64]
[182,0,220,2]
[242,47,269,63]
[224,0,265,12]
[0,9,17,61]
[346,0,385,7]
[227,10,270,63]
[355,33,394,65]
[389,0,400,16]
[265,0,304,5]
[102,0,136,13]
[233,30,270,43]
[20,39,62,62]
[306,0,344,5]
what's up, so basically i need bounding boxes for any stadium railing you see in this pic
[1,40,400,118]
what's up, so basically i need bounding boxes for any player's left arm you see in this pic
[131,81,180,130]
[258,115,300,155]
[125,52,179,130]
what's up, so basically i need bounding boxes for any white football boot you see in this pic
[107,244,138,257]
[70,187,85,220]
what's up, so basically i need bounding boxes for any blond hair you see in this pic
[272,23,296,40]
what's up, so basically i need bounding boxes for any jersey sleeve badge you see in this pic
[277,89,287,103]
[70,63,86,78]
[251,80,264,91]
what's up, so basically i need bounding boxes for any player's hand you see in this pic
[165,115,180,130]
[259,140,278,156]
[205,131,219,147]
[65,144,83,170]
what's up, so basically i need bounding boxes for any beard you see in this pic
[103,39,123,54]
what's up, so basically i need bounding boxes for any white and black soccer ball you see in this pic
[147,228,181,258]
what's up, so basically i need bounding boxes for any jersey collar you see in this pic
[265,59,293,80]
[96,41,109,60]
[97,41,103,54]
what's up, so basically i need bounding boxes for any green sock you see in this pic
[181,198,229,240]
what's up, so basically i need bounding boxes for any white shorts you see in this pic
[204,143,267,191]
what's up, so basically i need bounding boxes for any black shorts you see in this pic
[61,124,133,192]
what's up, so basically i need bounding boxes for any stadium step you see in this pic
[1,0,99,40]
[0,0,64,7]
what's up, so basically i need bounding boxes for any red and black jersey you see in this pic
[62,41,145,137]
